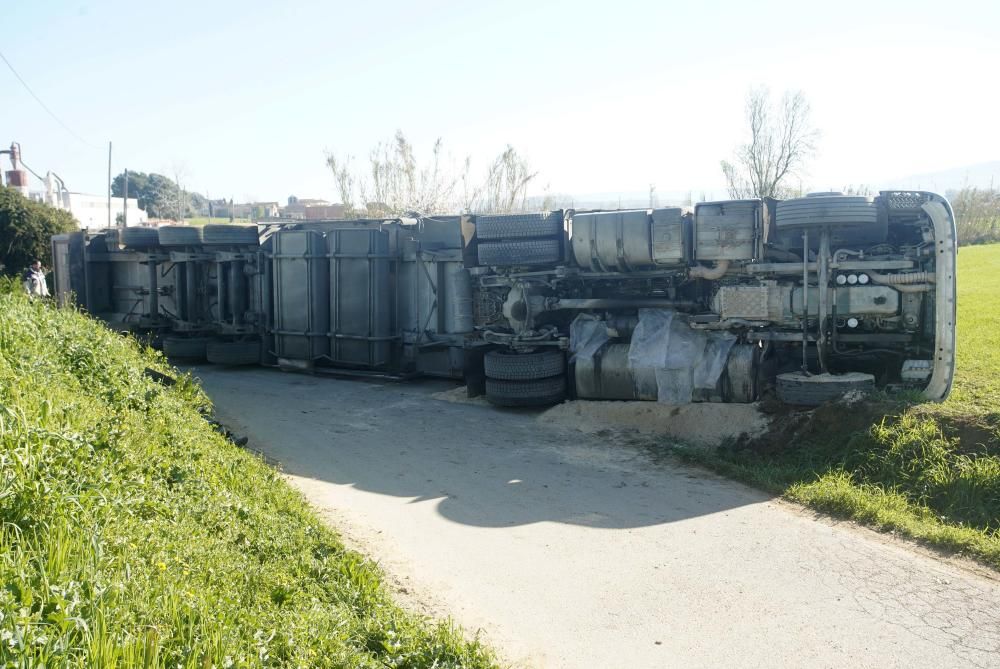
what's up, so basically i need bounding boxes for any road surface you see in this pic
[194,367,1000,669]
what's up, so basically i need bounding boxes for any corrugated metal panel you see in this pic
[695,200,759,261]
[272,230,329,362]
[651,208,686,265]
[327,229,393,368]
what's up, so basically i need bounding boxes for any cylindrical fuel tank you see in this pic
[444,263,474,333]
[571,208,686,272]
[574,342,658,400]
[574,340,760,402]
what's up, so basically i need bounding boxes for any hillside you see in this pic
[0,284,495,667]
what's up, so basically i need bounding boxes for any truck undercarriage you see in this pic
[52,191,957,408]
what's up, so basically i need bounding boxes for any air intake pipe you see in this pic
[866,270,934,293]
[688,260,730,280]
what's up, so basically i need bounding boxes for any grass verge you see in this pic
[668,243,1000,569]
[0,289,496,667]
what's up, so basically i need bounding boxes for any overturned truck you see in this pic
[52,191,957,407]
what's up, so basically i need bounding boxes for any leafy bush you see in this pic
[950,186,1000,245]
[0,292,495,667]
[0,187,77,277]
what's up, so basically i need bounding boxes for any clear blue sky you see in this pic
[3,0,998,204]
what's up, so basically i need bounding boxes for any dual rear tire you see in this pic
[162,337,261,366]
[484,349,566,407]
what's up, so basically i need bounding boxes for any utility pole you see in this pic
[107,141,113,229]
[123,169,129,227]
[175,174,182,222]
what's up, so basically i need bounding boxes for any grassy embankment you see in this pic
[0,284,495,667]
[673,244,1000,568]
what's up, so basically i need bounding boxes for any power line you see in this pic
[0,48,100,149]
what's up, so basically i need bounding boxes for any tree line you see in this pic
[111,171,207,220]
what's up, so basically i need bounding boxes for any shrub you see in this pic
[950,186,1000,245]
[0,186,78,277]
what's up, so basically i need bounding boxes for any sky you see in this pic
[2,0,999,206]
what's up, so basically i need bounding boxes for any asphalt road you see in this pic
[194,366,1000,669]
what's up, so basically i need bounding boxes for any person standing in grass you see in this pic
[22,260,50,298]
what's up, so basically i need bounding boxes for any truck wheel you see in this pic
[206,339,261,366]
[485,376,566,407]
[202,224,259,246]
[477,239,561,267]
[158,226,203,246]
[475,212,563,241]
[120,227,160,249]
[485,349,565,381]
[776,372,875,406]
[162,336,214,361]
[775,195,877,229]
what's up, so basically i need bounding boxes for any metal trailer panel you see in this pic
[443,262,474,334]
[694,200,759,261]
[99,253,169,328]
[397,235,469,378]
[327,228,393,368]
[650,208,687,266]
[272,230,329,362]
[51,232,88,308]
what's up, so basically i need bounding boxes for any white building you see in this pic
[65,192,148,229]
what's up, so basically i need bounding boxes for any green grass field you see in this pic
[673,243,1000,568]
[0,284,495,667]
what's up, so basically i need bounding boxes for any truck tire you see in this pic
[120,227,160,249]
[776,372,875,406]
[158,226,202,246]
[485,349,565,381]
[162,336,213,361]
[485,376,566,407]
[206,339,261,366]
[475,212,563,241]
[202,224,259,246]
[477,238,561,267]
[775,196,877,229]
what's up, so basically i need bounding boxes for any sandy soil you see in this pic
[196,367,1000,669]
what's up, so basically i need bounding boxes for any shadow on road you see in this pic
[193,366,772,529]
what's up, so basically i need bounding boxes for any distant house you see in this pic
[281,197,345,220]
[202,200,278,220]
[251,202,281,219]
[64,192,148,229]
[27,184,147,229]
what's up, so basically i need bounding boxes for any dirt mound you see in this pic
[540,400,769,446]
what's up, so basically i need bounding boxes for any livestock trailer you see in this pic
[52,191,957,407]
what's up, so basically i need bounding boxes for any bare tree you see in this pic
[154,162,192,222]
[326,131,461,218]
[840,184,875,196]
[464,146,537,214]
[326,153,358,216]
[327,132,539,217]
[721,88,819,200]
